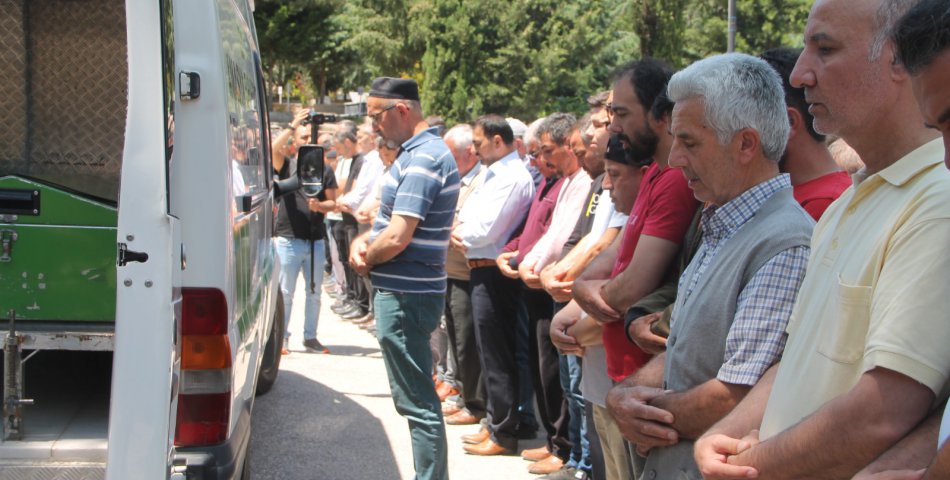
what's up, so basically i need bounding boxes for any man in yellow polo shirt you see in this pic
[692,0,950,478]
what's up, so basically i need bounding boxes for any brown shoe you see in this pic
[436,382,459,401]
[461,426,489,445]
[442,404,462,416]
[463,438,513,456]
[520,445,551,462]
[445,410,479,425]
[528,454,564,474]
[352,313,374,325]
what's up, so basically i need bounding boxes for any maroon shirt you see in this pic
[504,176,565,263]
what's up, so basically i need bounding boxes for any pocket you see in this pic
[817,276,871,364]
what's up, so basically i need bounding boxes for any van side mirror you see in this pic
[272,145,325,198]
[296,145,325,197]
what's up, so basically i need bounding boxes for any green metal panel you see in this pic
[0,176,116,322]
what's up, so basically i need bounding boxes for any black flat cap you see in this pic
[369,77,420,102]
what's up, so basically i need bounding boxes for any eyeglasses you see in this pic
[368,104,398,124]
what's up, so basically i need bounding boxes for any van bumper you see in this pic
[174,408,250,480]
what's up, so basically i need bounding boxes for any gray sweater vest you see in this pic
[642,186,813,480]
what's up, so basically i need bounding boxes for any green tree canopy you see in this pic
[254,0,810,120]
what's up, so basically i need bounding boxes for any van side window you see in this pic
[161,0,175,213]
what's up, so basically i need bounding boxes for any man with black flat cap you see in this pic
[350,77,460,480]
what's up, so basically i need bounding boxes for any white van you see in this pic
[0,0,285,478]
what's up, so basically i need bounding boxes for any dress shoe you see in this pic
[461,427,489,445]
[331,300,356,313]
[442,403,461,416]
[520,445,551,462]
[445,410,479,425]
[336,307,361,319]
[528,454,564,474]
[436,382,459,401]
[462,438,513,456]
[341,308,367,320]
[539,465,582,480]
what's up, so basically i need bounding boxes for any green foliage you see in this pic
[681,0,810,62]
[253,0,809,119]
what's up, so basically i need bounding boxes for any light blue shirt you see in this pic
[455,150,535,260]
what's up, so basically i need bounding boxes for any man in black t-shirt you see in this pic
[272,113,339,354]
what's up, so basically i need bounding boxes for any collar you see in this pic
[461,163,482,186]
[400,127,442,152]
[875,138,945,187]
[486,150,522,176]
[701,174,791,241]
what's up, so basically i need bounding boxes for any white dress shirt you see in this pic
[340,150,384,212]
[456,150,535,260]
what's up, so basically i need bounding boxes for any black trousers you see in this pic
[333,220,369,314]
[444,278,485,418]
[525,288,572,460]
[469,265,523,449]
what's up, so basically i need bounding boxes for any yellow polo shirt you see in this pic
[761,139,950,439]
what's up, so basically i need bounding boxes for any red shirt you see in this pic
[793,170,852,221]
[603,163,698,381]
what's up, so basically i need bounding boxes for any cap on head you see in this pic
[506,118,528,138]
[369,77,420,102]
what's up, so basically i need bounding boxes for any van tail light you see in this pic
[175,288,232,447]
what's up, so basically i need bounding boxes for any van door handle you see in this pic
[117,243,149,266]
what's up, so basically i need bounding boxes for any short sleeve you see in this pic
[642,171,697,243]
[391,154,444,220]
[864,218,950,396]
[323,165,338,190]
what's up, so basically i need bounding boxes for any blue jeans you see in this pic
[375,290,448,480]
[276,237,325,340]
[560,354,591,472]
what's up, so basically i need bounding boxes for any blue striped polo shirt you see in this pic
[370,127,460,294]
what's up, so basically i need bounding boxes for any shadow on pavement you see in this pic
[322,344,382,358]
[249,370,400,479]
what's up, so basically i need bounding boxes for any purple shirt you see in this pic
[504,176,565,263]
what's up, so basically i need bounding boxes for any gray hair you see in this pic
[577,113,593,145]
[333,120,358,144]
[443,124,473,150]
[537,113,577,146]
[524,118,545,145]
[667,53,789,163]
[870,0,918,60]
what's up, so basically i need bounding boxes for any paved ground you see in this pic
[248,281,546,480]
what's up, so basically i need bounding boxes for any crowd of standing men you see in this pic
[269,0,950,478]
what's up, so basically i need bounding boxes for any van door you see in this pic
[106,1,182,479]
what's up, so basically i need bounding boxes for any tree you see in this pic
[254,0,353,103]
[410,0,637,123]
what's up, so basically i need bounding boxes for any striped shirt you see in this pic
[370,128,460,294]
[676,174,810,385]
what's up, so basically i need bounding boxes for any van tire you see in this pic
[255,293,284,396]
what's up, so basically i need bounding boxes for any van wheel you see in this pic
[255,293,284,396]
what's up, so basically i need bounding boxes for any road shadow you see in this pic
[249,370,400,480]
[321,344,382,358]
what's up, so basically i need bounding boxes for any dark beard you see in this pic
[627,124,659,160]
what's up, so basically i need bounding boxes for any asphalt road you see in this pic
[248,281,547,480]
